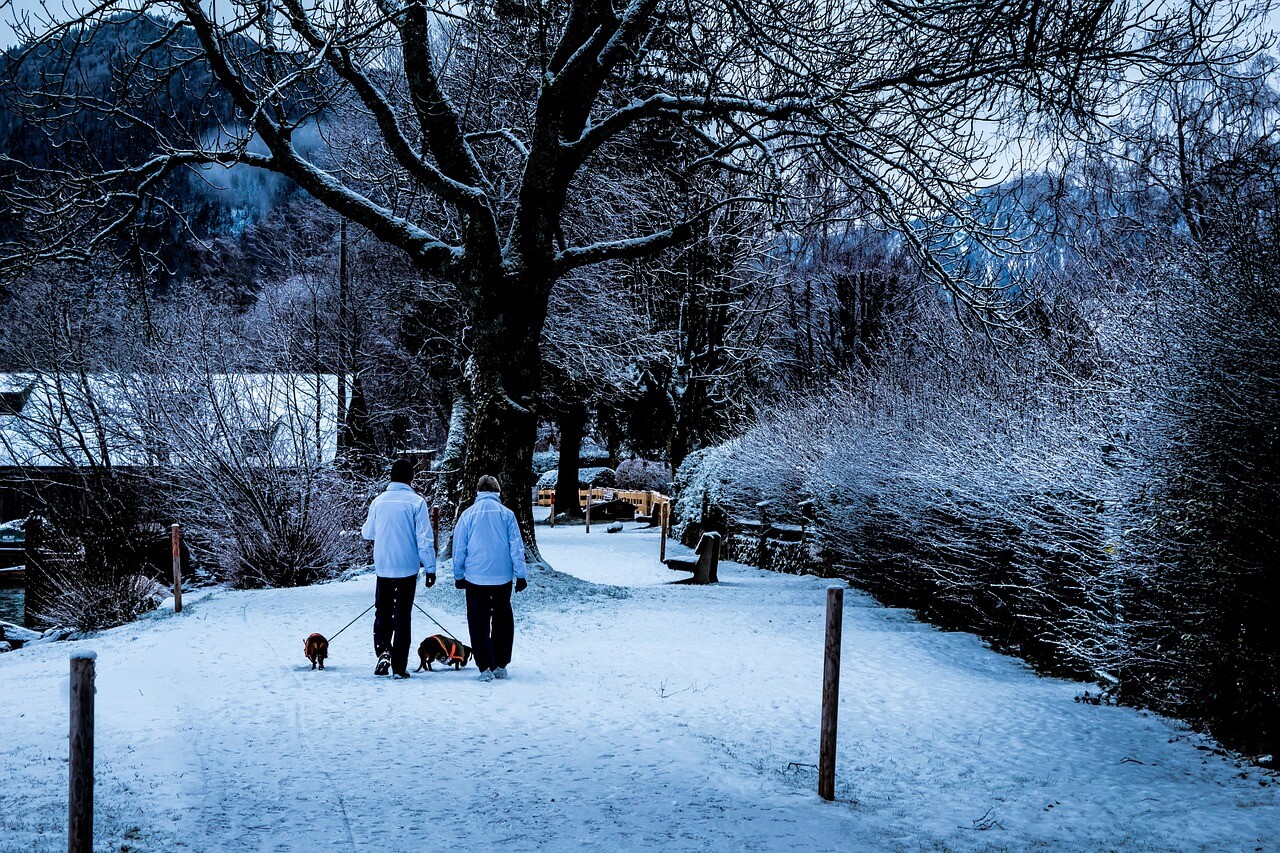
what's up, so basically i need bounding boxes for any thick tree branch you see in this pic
[275,0,489,213]
[176,0,462,272]
[554,196,764,275]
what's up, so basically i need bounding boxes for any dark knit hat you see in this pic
[390,459,414,485]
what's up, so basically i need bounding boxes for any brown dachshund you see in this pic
[304,633,329,670]
[416,634,472,672]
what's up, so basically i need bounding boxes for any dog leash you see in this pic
[323,599,459,646]
[413,602,464,645]
[327,603,375,643]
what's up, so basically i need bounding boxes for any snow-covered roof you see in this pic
[536,467,616,489]
[0,372,348,468]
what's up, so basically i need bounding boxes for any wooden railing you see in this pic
[536,487,669,517]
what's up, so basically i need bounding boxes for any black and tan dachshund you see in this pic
[304,633,329,670]
[416,634,472,672]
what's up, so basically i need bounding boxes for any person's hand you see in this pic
[455,578,467,590]
[515,577,528,593]
[423,572,436,589]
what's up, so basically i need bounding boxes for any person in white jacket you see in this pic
[452,475,528,681]
[361,459,436,678]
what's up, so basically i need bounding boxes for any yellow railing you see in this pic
[536,487,669,516]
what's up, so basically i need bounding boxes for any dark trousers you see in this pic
[374,575,416,674]
[465,582,514,672]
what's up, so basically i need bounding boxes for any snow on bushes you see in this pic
[613,457,672,492]
[678,243,1280,760]
[676,364,1135,682]
[536,466,616,490]
[39,572,168,632]
[210,471,365,589]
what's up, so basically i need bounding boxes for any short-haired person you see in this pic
[361,459,436,678]
[452,475,528,681]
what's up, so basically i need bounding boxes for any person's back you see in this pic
[361,460,436,678]
[363,483,434,578]
[452,476,527,681]
[453,491,525,585]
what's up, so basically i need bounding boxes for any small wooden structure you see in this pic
[537,487,669,520]
[582,498,637,521]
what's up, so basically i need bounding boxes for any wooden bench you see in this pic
[664,531,721,584]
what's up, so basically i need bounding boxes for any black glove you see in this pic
[455,578,467,590]
[423,572,436,589]
[514,577,528,593]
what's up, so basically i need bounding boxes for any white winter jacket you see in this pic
[451,491,527,586]
[361,483,436,578]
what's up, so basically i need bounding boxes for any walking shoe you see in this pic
[393,671,411,679]
[374,652,391,676]
[477,670,495,682]
[493,667,509,680]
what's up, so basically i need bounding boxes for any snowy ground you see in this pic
[2,516,1278,852]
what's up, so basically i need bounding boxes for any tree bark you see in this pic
[554,401,587,520]
[431,382,472,561]
[458,266,549,559]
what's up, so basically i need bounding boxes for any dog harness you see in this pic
[432,635,467,665]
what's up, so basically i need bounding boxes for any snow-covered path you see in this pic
[2,520,1278,852]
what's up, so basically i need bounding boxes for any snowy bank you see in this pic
[1,521,1276,851]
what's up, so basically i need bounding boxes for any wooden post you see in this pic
[549,492,555,528]
[659,501,668,562]
[169,524,182,614]
[708,530,721,584]
[585,492,592,534]
[819,585,843,801]
[430,505,441,553]
[69,650,96,853]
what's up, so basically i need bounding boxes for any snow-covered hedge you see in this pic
[679,240,1280,761]
[535,466,616,490]
[613,457,673,493]
[676,368,1130,681]
[213,470,367,589]
[532,449,558,476]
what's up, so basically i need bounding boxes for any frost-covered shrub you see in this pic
[20,474,169,631]
[532,449,559,476]
[535,466,615,490]
[614,458,673,492]
[680,367,1129,680]
[672,443,738,541]
[209,471,365,589]
[39,568,167,632]
[579,437,612,466]
[689,241,1280,758]
[1116,246,1280,757]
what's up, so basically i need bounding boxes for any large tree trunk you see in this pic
[431,383,471,558]
[553,401,587,520]
[459,266,549,558]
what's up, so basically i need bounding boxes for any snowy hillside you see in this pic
[2,519,1277,851]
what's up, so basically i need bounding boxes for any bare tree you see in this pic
[1,0,1258,547]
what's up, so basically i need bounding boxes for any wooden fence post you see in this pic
[430,505,441,554]
[585,492,592,534]
[819,584,843,800]
[549,492,555,528]
[69,650,96,853]
[169,524,182,614]
[659,501,668,562]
